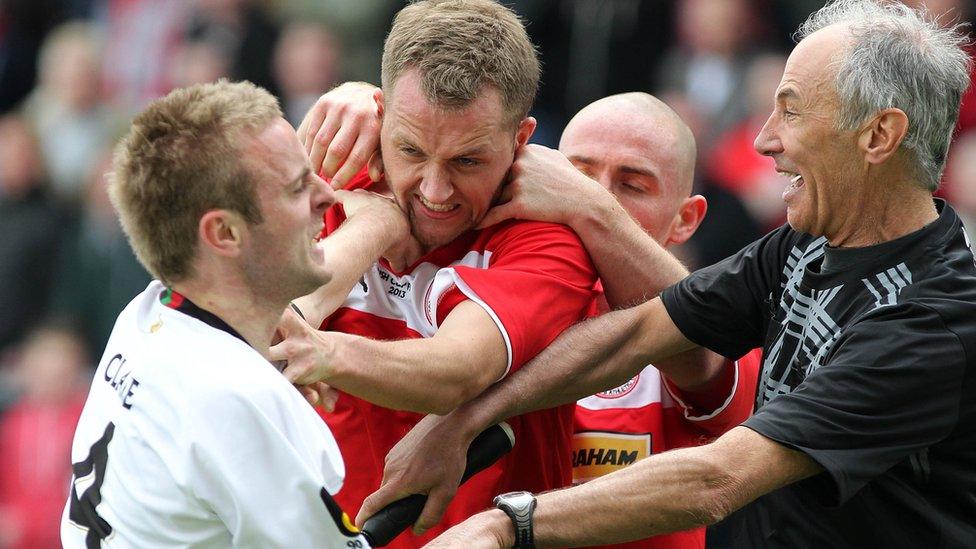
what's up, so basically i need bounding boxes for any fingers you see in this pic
[413,485,456,535]
[309,114,343,177]
[311,381,339,412]
[331,131,380,189]
[297,384,320,406]
[298,102,328,153]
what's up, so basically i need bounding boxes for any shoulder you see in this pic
[477,219,587,252]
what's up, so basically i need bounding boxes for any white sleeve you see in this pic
[186,387,370,548]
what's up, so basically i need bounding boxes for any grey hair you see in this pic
[797,0,972,191]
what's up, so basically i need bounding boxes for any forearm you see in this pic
[294,211,401,327]
[328,334,500,415]
[465,427,820,548]
[449,298,695,441]
[534,443,732,546]
[572,190,689,309]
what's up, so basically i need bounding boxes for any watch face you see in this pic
[496,491,535,509]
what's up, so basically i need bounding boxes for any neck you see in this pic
[828,180,937,248]
[171,275,284,360]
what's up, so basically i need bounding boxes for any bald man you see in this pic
[357,93,759,549]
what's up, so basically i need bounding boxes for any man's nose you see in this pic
[419,165,453,202]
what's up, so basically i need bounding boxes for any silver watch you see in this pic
[493,491,536,548]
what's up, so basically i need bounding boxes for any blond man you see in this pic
[61,80,409,547]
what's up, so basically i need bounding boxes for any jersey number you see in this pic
[68,423,115,548]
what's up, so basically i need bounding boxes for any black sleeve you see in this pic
[742,302,966,505]
[661,226,792,360]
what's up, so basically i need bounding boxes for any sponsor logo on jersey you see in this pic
[595,374,640,399]
[571,431,651,483]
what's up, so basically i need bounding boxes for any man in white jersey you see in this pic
[61,80,410,547]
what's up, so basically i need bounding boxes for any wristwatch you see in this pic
[493,491,537,548]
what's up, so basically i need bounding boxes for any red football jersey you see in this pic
[318,170,598,547]
[572,349,762,549]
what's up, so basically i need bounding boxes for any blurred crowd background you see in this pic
[0,1,973,546]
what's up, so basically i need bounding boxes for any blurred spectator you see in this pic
[49,151,150,357]
[96,0,188,113]
[705,53,788,232]
[0,322,89,549]
[184,0,280,96]
[0,116,62,355]
[944,130,976,247]
[168,38,232,89]
[0,0,70,113]
[273,21,341,127]
[20,21,123,204]
[656,0,769,149]
[274,0,399,85]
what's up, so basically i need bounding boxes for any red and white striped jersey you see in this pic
[572,349,762,549]
[318,171,599,547]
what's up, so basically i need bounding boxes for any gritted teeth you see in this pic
[418,194,457,212]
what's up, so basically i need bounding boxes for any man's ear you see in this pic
[515,116,537,148]
[666,195,708,246]
[373,87,385,118]
[859,108,909,166]
[198,210,245,258]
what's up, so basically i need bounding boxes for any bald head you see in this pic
[561,93,696,197]
[559,93,701,244]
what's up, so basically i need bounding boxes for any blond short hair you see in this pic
[109,79,281,284]
[381,0,540,127]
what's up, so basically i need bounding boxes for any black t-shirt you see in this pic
[661,200,976,548]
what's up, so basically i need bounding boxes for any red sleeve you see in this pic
[444,221,599,376]
[663,347,762,436]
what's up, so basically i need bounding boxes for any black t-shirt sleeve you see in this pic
[743,301,966,505]
[661,226,790,360]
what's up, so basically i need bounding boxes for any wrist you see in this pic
[483,508,517,548]
[573,179,618,234]
[493,491,536,548]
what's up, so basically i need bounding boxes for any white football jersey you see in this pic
[61,281,369,548]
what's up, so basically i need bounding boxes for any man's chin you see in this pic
[412,225,467,253]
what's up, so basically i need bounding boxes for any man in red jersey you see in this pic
[270,1,599,546]
[349,91,761,549]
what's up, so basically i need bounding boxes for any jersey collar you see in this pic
[160,288,249,346]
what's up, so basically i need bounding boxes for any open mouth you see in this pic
[779,171,805,202]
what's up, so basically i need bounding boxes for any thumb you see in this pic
[276,306,306,338]
[477,202,518,229]
[333,189,351,205]
[356,482,403,528]
[268,339,292,364]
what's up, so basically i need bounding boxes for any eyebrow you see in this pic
[776,88,799,102]
[289,166,311,187]
[569,155,657,179]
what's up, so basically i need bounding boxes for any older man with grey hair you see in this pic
[366,1,976,547]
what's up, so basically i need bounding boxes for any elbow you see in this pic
[693,453,742,527]
[419,378,487,416]
[424,395,462,416]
